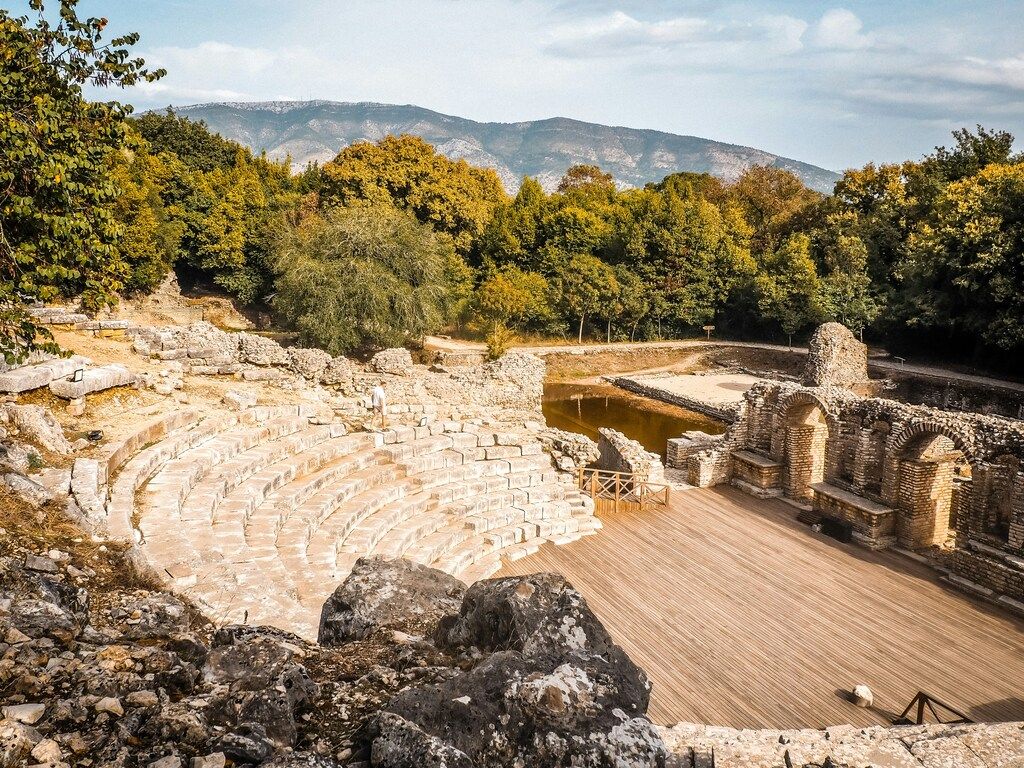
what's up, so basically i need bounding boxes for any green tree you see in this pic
[473,266,551,330]
[553,254,619,343]
[320,135,507,256]
[610,265,650,341]
[273,206,469,353]
[754,234,824,347]
[109,140,182,293]
[557,164,616,197]
[477,177,546,269]
[816,213,881,337]
[0,0,162,360]
[922,125,1021,184]
[133,109,242,173]
[904,163,1024,352]
[730,165,821,253]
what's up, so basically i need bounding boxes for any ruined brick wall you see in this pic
[596,428,666,484]
[685,379,1024,605]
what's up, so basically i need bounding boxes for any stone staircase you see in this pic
[93,406,597,639]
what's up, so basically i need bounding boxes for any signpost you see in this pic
[702,324,715,341]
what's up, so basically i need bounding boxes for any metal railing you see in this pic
[894,691,973,725]
[578,468,671,512]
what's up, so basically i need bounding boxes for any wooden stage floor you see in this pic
[498,485,1024,729]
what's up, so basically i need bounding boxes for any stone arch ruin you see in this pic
[674,379,1024,609]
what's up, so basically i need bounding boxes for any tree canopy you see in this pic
[0,0,162,360]
[272,206,467,354]
[4,13,1023,372]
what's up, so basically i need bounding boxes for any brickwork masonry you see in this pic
[676,379,1024,610]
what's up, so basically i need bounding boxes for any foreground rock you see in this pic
[318,557,466,644]
[373,572,665,768]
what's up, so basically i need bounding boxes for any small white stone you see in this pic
[191,753,226,768]
[95,696,124,716]
[851,684,873,707]
[3,703,45,724]
[31,738,62,763]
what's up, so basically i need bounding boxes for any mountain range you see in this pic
[169,100,840,194]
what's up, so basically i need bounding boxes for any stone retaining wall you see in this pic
[659,720,1024,767]
[607,374,740,422]
[596,428,665,483]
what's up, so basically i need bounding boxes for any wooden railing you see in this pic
[894,691,973,725]
[578,468,671,513]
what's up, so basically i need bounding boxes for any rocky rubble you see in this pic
[539,429,600,473]
[0,490,667,768]
[128,323,354,390]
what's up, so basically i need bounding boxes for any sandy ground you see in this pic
[625,372,766,408]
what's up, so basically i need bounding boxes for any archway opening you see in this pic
[982,454,1019,542]
[895,432,970,550]
[783,402,830,501]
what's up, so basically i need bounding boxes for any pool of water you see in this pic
[542,382,726,458]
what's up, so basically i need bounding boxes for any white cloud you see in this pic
[147,42,283,76]
[544,10,806,60]
[811,9,873,51]
[936,54,1024,92]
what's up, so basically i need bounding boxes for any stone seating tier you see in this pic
[96,408,597,639]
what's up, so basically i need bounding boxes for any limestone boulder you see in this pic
[437,574,648,683]
[109,593,191,641]
[320,356,354,388]
[236,333,289,367]
[318,557,466,645]
[203,626,317,748]
[375,573,663,768]
[287,347,332,381]
[371,348,414,377]
[803,322,868,388]
[0,404,72,455]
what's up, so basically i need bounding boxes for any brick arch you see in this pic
[774,390,839,501]
[887,420,979,465]
[884,420,977,549]
[775,390,842,437]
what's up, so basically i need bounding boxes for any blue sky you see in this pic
[6,0,1024,171]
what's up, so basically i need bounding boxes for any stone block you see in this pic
[222,389,257,411]
[49,364,137,399]
[0,355,92,393]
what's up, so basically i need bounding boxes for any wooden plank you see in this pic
[499,485,1024,729]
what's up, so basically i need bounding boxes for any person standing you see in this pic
[371,381,387,429]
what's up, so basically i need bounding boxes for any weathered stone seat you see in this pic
[730,450,783,497]
[810,482,895,549]
[104,410,594,639]
[49,363,137,398]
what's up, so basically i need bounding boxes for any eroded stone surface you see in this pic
[803,322,868,389]
[318,557,466,644]
[371,349,414,377]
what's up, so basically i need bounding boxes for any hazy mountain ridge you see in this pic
[170,100,841,193]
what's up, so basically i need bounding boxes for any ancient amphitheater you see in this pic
[3,311,1024,766]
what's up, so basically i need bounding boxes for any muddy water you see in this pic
[542,382,726,458]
